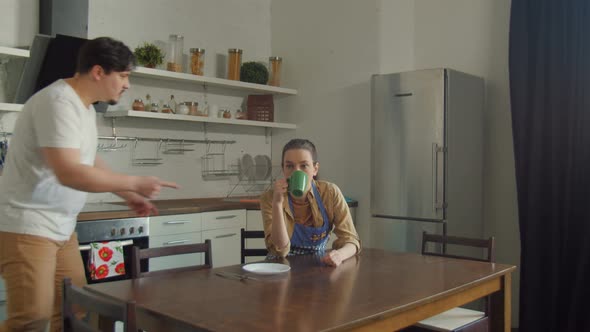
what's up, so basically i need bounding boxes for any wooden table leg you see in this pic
[490,273,512,332]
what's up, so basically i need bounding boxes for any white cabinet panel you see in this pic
[245,210,267,263]
[148,232,203,271]
[149,213,202,236]
[202,210,246,231]
[202,227,241,268]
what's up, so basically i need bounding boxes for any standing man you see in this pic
[0,37,178,332]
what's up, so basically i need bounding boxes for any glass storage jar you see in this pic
[268,56,282,86]
[167,34,184,72]
[227,48,242,80]
[132,99,145,111]
[190,48,205,75]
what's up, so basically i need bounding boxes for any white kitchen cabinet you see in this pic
[148,213,203,271]
[202,228,240,268]
[245,210,266,263]
[201,210,246,267]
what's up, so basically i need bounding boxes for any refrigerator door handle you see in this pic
[433,143,445,210]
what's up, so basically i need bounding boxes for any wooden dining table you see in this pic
[85,248,515,332]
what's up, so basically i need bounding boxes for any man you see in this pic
[0,37,178,332]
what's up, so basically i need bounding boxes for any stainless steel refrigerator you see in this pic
[371,68,484,253]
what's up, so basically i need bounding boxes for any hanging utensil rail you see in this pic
[98,136,235,145]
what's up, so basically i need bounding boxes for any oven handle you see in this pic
[79,239,134,251]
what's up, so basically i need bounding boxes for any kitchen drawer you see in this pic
[149,232,203,271]
[149,213,202,236]
[202,210,246,231]
[202,227,241,268]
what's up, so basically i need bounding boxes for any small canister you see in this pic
[150,103,159,113]
[177,103,190,115]
[190,48,205,75]
[227,48,242,80]
[180,101,199,115]
[161,104,173,114]
[132,99,145,111]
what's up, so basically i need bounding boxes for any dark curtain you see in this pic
[510,1,590,331]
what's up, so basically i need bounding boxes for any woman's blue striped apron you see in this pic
[287,182,331,256]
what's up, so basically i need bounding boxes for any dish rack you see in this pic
[226,164,281,197]
[201,143,239,178]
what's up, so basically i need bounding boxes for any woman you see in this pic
[260,139,361,266]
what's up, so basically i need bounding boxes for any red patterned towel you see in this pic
[88,241,126,280]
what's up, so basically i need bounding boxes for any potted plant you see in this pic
[134,42,165,68]
[240,62,269,84]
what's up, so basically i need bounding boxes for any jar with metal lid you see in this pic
[161,104,173,114]
[150,103,159,113]
[177,103,190,115]
[167,34,184,72]
[179,101,198,115]
[190,48,205,75]
[132,99,145,111]
[268,56,282,86]
[227,48,242,80]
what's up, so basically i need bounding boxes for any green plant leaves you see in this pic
[240,62,269,84]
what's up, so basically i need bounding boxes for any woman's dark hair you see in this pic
[281,138,318,166]
[76,37,136,74]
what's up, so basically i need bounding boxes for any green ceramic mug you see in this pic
[288,170,308,197]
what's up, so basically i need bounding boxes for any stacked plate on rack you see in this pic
[239,154,272,181]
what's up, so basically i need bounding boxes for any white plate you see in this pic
[242,263,291,275]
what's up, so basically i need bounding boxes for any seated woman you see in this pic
[260,138,361,266]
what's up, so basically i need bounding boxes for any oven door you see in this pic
[78,237,149,284]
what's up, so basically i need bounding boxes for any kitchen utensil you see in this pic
[242,263,290,274]
[216,271,260,281]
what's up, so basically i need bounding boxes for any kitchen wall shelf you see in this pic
[0,46,30,60]
[132,67,297,96]
[0,103,23,112]
[105,110,296,129]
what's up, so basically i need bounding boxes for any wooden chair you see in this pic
[131,239,212,278]
[410,232,495,332]
[62,277,137,332]
[240,228,268,264]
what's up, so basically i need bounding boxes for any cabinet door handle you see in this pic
[163,239,189,245]
[215,233,237,239]
[164,221,188,225]
[215,215,237,220]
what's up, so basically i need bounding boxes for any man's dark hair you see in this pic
[76,37,136,74]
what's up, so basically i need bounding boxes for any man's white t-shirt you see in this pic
[0,79,97,241]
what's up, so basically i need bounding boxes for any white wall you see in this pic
[0,0,37,48]
[412,0,519,325]
[270,0,380,246]
[84,0,275,202]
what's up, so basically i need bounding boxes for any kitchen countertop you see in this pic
[78,197,358,222]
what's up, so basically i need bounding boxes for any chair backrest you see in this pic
[421,232,495,263]
[62,277,137,332]
[240,228,268,264]
[421,231,495,318]
[131,239,212,278]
